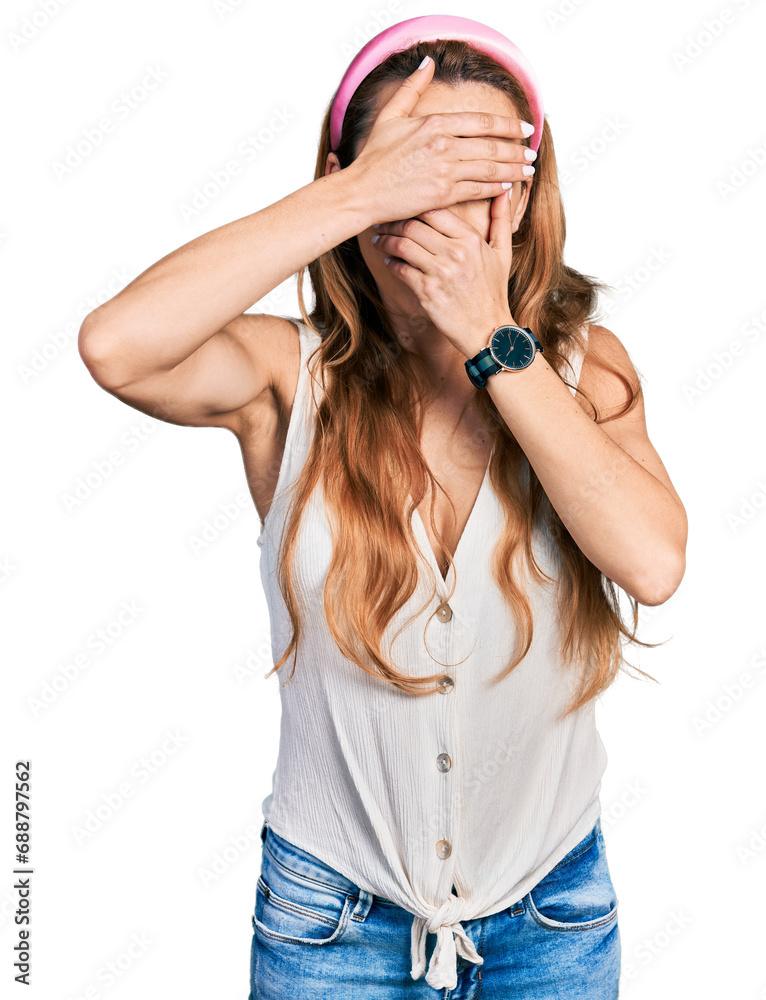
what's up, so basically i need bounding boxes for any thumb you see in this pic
[488,187,514,266]
[375,54,435,128]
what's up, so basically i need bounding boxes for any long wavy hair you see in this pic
[268,38,662,719]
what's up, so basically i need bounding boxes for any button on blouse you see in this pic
[256,316,606,990]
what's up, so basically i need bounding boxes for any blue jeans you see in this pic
[248,816,621,999]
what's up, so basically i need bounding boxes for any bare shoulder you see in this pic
[227,311,301,398]
[575,323,644,421]
[219,312,302,435]
[577,323,686,514]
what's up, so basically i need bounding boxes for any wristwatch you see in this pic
[465,324,544,389]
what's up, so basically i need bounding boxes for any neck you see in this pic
[382,299,476,401]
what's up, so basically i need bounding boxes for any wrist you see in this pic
[316,163,380,240]
[337,159,387,230]
[462,314,516,360]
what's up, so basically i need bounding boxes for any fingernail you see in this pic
[520,121,535,137]
[522,165,535,176]
[372,223,381,228]
[418,55,430,69]
[524,148,537,161]
[501,182,513,189]
[371,234,380,244]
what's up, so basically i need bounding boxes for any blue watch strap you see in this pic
[465,347,500,389]
[465,327,542,389]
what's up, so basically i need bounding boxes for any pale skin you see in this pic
[78,56,686,605]
[328,71,686,604]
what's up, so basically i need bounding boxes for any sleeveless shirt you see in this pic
[256,315,606,991]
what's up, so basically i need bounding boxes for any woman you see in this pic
[78,14,687,999]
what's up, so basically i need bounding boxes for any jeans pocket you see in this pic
[252,848,352,945]
[525,824,619,931]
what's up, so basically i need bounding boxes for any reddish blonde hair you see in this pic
[269,39,661,719]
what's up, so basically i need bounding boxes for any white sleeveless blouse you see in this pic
[256,316,606,990]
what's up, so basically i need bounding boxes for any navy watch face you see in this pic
[489,326,535,371]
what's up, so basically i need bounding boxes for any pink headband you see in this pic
[329,14,544,154]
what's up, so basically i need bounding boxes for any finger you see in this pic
[449,134,536,167]
[413,207,471,240]
[375,54,435,127]
[384,255,423,292]
[453,156,535,187]
[381,216,454,251]
[373,231,436,274]
[439,112,535,142]
[451,177,532,203]
[488,189,513,263]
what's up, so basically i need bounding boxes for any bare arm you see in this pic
[78,54,540,429]
[484,324,687,606]
[77,167,375,427]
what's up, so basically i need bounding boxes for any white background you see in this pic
[3,0,765,997]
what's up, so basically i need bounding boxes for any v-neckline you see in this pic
[410,444,495,585]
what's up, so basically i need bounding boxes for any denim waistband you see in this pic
[259,820,365,897]
[259,815,602,902]
[548,816,602,873]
